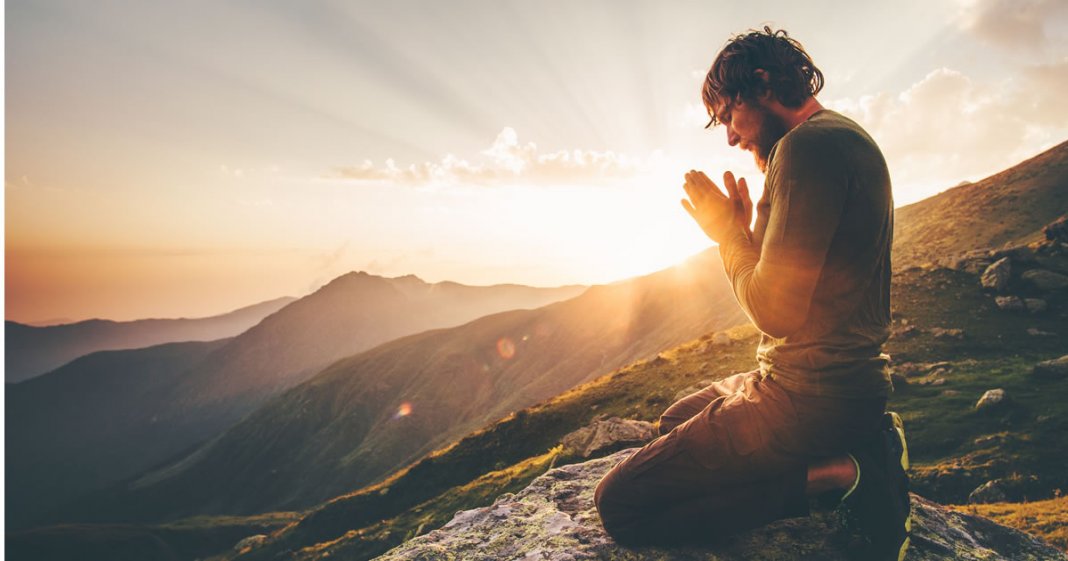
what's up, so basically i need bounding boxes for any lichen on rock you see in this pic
[375,449,1067,561]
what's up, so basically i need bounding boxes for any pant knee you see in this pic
[657,414,679,436]
[594,467,635,540]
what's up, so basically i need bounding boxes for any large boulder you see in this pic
[994,296,1025,311]
[992,244,1037,264]
[980,257,1012,292]
[376,449,1067,561]
[1045,215,1068,243]
[1022,268,1068,291]
[976,389,1008,411]
[1033,355,1068,380]
[561,417,657,458]
[967,480,1008,504]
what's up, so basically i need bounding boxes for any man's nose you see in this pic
[726,126,740,147]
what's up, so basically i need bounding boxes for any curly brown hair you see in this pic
[702,26,824,128]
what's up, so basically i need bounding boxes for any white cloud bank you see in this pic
[334,128,662,186]
[956,0,1068,52]
[830,63,1068,204]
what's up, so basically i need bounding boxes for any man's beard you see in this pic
[751,105,788,173]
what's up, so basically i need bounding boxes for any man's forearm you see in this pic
[718,228,815,339]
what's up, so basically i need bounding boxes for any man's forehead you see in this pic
[710,97,731,119]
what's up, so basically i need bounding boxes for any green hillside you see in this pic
[12,141,1068,560]
[233,262,1068,561]
[68,250,747,524]
[6,512,300,561]
[10,273,583,530]
[6,339,233,529]
[893,140,1068,270]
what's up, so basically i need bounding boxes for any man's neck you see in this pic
[772,97,826,132]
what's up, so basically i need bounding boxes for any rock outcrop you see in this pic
[976,389,1008,411]
[376,448,1067,561]
[981,257,1012,292]
[1033,355,1068,379]
[561,417,657,459]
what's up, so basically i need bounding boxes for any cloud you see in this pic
[333,128,660,186]
[828,65,1068,203]
[956,0,1068,52]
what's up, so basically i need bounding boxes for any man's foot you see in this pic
[840,412,911,561]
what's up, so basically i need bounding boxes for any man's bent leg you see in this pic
[595,373,810,545]
[595,442,808,545]
[656,370,757,436]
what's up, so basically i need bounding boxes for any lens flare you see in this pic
[393,402,412,419]
[496,337,516,359]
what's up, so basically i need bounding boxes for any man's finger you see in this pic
[723,171,739,200]
[695,170,721,192]
[683,181,702,206]
[681,198,697,218]
[687,170,727,201]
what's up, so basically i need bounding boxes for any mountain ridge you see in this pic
[8,274,585,530]
[55,249,747,523]
[4,297,296,383]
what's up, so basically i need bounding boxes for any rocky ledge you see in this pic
[376,448,1066,561]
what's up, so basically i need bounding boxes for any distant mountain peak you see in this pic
[389,273,428,287]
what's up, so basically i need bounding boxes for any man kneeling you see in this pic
[594,27,910,561]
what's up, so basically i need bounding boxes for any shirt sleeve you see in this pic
[718,133,850,338]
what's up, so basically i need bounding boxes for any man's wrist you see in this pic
[714,223,751,247]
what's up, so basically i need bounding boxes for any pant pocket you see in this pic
[723,394,767,457]
[619,429,684,478]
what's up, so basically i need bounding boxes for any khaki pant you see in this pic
[594,369,886,546]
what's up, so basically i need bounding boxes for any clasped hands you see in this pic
[681,170,753,244]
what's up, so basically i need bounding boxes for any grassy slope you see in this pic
[235,264,1068,560]
[6,512,300,561]
[893,139,1068,270]
[80,250,744,524]
[949,496,1068,552]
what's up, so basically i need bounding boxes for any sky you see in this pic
[5,0,1068,323]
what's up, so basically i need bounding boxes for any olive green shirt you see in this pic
[718,109,894,398]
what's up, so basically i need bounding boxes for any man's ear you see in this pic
[753,69,772,102]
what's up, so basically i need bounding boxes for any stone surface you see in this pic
[711,332,731,346]
[891,324,918,340]
[376,449,1067,561]
[1022,268,1068,290]
[968,480,1008,504]
[980,257,1012,292]
[953,248,993,274]
[1032,355,1068,380]
[1045,215,1068,243]
[929,327,964,340]
[1027,327,1056,337]
[928,366,951,379]
[233,534,267,553]
[994,295,1025,311]
[700,332,733,353]
[561,417,657,458]
[674,380,715,401]
[976,389,1007,411]
[992,244,1037,264]
[1023,298,1048,313]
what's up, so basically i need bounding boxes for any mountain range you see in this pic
[7,275,584,529]
[55,249,748,523]
[7,140,1067,560]
[5,297,295,383]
